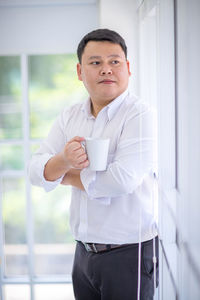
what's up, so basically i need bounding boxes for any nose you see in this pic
[100,65,112,75]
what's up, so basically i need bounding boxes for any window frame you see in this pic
[138,0,178,299]
[0,1,98,299]
[0,53,76,299]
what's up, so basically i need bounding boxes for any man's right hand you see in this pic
[62,136,89,169]
[44,136,89,182]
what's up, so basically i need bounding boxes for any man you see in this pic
[29,29,158,300]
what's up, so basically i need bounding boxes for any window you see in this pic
[138,0,177,299]
[0,0,98,298]
[0,53,87,300]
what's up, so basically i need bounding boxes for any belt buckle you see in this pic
[83,242,98,253]
[84,243,92,252]
[91,243,98,253]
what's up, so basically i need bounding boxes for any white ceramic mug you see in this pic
[83,138,110,171]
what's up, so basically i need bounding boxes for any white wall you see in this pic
[99,0,139,95]
[0,0,139,91]
[0,0,99,55]
[176,0,200,299]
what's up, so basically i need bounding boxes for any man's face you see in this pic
[77,41,131,106]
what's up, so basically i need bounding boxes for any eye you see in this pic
[111,60,120,64]
[91,61,100,65]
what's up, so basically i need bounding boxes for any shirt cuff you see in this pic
[30,153,64,192]
[80,168,111,205]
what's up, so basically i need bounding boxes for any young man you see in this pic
[29,29,158,300]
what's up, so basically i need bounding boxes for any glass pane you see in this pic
[0,56,22,139]
[35,284,74,300]
[4,285,30,300]
[30,143,40,155]
[0,144,24,170]
[2,178,28,276]
[4,244,29,277]
[32,184,75,276]
[162,256,177,300]
[29,54,87,139]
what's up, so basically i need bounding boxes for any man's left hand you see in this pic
[61,169,84,190]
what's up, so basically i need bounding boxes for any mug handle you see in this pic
[81,140,87,153]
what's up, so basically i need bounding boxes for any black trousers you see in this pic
[72,237,159,300]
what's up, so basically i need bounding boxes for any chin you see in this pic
[102,90,121,100]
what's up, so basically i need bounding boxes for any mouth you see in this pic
[98,79,116,84]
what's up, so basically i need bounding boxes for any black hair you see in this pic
[77,28,127,63]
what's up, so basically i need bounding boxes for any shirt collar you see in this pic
[81,98,95,120]
[81,89,129,121]
[106,89,129,121]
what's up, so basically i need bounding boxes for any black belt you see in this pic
[79,241,131,253]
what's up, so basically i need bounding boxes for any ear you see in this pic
[126,60,131,76]
[77,63,83,81]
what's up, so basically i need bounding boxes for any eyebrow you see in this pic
[88,54,121,60]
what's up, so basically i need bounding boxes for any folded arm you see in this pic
[79,109,157,199]
[44,136,89,182]
[29,111,88,192]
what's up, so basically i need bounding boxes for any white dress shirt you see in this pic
[29,89,158,244]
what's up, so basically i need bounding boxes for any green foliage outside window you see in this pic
[29,54,88,139]
[0,56,22,139]
[0,54,86,245]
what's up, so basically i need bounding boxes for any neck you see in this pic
[91,101,107,117]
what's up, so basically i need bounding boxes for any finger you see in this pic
[74,153,87,165]
[68,136,85,144]
[67,141,83,152]
[76,153,87,162]
[78,160,89,169]
[75,148,86,158]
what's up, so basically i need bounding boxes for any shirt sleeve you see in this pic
[80,107,157,199]
[28,109,68,192]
